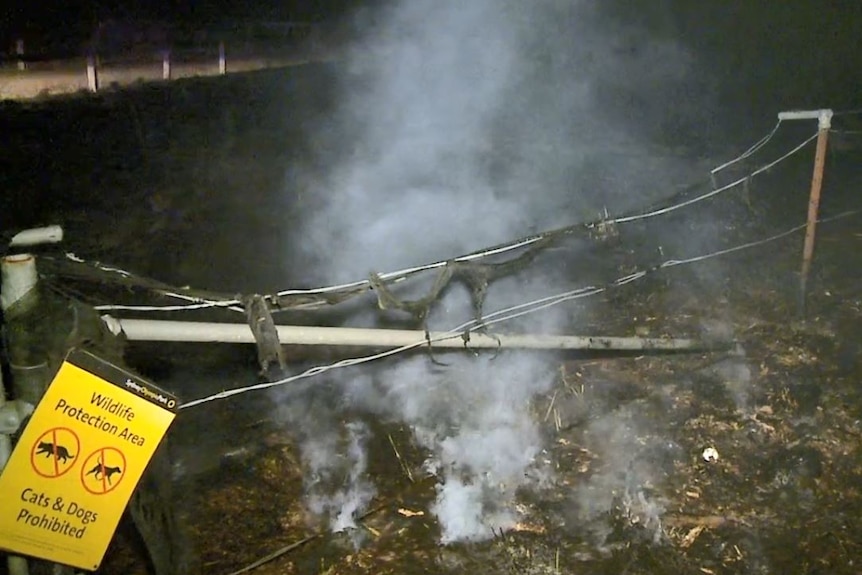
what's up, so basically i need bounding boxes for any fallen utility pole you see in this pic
[108,318,732,352]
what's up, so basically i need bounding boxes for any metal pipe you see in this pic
[110,318,728,352]
[777,110,827,121]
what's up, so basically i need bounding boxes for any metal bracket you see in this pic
[243,295,287,376]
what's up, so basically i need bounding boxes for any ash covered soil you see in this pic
[2,60,862,575]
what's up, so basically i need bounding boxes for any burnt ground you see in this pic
[2,62,862,575]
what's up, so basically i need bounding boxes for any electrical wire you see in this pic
[275,126,817,298]
[612,130,818,224]
[90,127,820,315]
[274,235,546,297]
[177,209,859,410]
[64,253,133,278]
[63,252,246,311]
[710,119,783,176]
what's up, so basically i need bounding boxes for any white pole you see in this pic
[87,52,99,92]
[218,41,226,74]
[109,318,727,352]
[15,39,25,71]
[9,225,63,247]
[162,49,171,80]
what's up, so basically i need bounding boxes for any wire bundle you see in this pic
[38,115,854,408]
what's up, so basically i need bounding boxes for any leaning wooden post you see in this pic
[777,109,832,316]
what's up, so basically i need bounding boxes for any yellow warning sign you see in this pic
[0,349,178,571]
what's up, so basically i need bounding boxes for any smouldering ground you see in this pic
[3,54,861,575]
[93,213,862,575]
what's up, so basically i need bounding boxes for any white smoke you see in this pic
[280,0,708,544]
[292,0,707,286]
[344,351,556,542]
[297,0,526,285]
[571,404,677,546]
[303,420,376,533]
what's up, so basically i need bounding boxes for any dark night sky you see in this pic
[4,1,860,53]
[1,0,362,44]
[1,0,860,113]
[4,1,860,35]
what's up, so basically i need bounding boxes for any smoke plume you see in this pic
[345,352,557,541]
[571,405,678,547]
[280,0,710,543]
[304,421,376,533]
[293,0,708,286]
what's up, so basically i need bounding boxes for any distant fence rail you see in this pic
[0,22,328,99]
[1,21,318,62]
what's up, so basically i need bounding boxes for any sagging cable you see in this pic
[710,119,783,177]
[177,209,859,410]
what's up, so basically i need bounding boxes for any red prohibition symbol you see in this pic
[80,447,127,495]
[30,427,80,478]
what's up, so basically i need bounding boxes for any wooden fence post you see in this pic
[777,109,833,316]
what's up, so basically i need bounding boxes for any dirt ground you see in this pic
[96,213,862,575]
[2,62,862,575]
